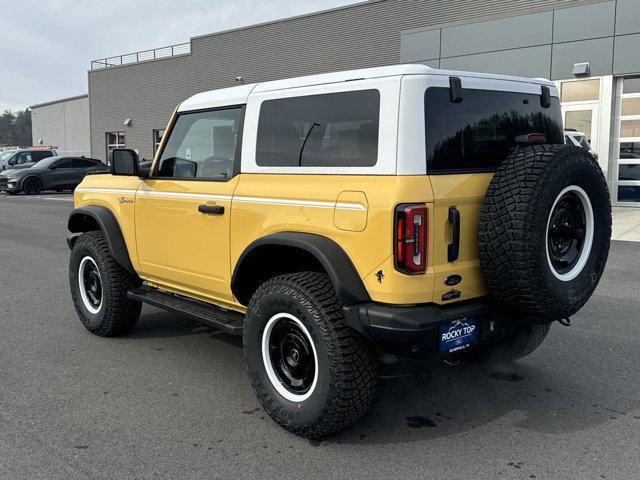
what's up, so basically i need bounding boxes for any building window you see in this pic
[559,78,603,161]
[561,79,600,103]
[617,76,640,203]
[106,131,126,162]
[153,129,165,154]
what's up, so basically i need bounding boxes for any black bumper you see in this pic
[344,299,507,358]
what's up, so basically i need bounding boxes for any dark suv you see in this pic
[1,156,108,195]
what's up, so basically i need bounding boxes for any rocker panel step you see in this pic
[127,287,244,335]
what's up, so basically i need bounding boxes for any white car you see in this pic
[564,130,597,159]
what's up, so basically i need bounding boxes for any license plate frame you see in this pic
[439,316,478,353]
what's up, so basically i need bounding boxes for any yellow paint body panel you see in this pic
[74,170,491,310]
[428,173,492,304]
[73,175,142,271]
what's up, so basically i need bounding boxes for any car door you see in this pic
[135,105,244,306]
[47,158,75,188]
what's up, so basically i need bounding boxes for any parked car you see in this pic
[1,156,108,195]
[0,148,58,171]
[67,64,611,438]
[564,129,597,159]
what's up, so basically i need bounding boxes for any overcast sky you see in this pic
[0,0,358,112]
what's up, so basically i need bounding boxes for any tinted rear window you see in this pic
[256,90,379,168]
[425,87,563,173]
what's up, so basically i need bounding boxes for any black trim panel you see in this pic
[231,232,371,305]
[67,206,135,274]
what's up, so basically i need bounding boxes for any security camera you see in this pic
[235,75,243,83]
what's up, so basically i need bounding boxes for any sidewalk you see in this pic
[612,207,640,242]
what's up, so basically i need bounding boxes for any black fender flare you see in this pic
[67,205,135,274]
[19,174,43,190]
[231,232,371,305]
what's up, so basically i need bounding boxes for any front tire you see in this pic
[69,231,142,336]
[243,272,377,438]
[22,177,43,195]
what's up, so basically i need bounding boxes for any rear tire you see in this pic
[69,231,142,336]
[243,272,377,438]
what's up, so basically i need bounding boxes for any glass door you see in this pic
[616,77,640,204]
[562,104,598,153]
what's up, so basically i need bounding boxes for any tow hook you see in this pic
[558,317,571,327]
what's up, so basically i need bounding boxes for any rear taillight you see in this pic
[394,204,427,274]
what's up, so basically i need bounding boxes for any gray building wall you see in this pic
[89,0,600,161]
[31,95,90,158]
[401,0,640,80]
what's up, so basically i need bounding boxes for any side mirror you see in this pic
[138,162,152,178]
[109,149,139,176]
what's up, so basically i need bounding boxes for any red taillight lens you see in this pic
[394,204,427,274]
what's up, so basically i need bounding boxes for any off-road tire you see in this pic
[69,231,142,336]
[478,145,611,320]
[462,323,551,363]
[22,177,43,195]
[243,272,377,438]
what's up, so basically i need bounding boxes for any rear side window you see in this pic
[256,90,380,167]
[74,158,100,168]
[31,151,54,161]
[54,159,74,168]
[425,87,563,173]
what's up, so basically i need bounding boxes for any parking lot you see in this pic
[1,192,639,480]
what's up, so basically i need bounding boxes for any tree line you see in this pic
[0,110,32,148]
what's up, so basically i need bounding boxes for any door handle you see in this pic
[198,204,224,215]
[447,206,460,262]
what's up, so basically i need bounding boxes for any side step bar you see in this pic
[127,287,244,335]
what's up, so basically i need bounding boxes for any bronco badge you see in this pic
[442,289,461,301]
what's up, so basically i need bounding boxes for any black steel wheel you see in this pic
[546,187,591,279]
[78,256,103,314]
[264,314,317,400]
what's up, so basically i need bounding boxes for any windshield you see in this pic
[0,151,17,161]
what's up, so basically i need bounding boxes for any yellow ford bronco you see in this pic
[67,65,611,437]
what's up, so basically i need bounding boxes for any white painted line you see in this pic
[75,187,366,211]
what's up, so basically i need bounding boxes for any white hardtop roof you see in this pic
[178,64,555,112]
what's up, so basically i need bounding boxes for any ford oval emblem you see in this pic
[444,274,462,286]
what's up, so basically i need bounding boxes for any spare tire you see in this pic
[478,144,611,321]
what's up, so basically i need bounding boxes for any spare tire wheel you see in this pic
[478,144,611,321]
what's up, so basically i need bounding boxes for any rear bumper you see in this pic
[344,299,533,358]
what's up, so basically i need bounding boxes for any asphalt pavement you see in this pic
[1,192,639,480]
